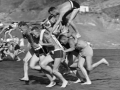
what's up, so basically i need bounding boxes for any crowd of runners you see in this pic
[0,0,109,88]
[0,21,25,61]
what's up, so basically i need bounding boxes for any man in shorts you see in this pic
[18,22,46,82]
[39,30,68,88]
[59,35,109,85]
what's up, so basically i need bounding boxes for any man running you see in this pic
[18,22,46,82]
[39,29,68,88]
[59,35,109,85]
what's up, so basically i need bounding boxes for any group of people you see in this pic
[17,0,109,88]
[0,38,24,61]
[0,20,25,62]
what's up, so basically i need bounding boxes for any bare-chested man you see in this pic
[39,29,68,88]
[59,35,109,85]
[18,22,46,82]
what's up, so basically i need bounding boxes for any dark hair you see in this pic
[8,25,13,29]
[59,34,67,41]
[31,26,39,31]
[48,7,56,13]
[18,21,28,27]
[48,15,54,20]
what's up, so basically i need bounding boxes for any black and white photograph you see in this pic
[0,0,119,90]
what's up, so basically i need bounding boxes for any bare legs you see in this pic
[40,54,68,88]
[78,55,109,85]
[53,58,68,88]
[29,54,44,70]
[68,9,81,37]
[67,52,81,83]
[21,51,32,81]
[21,51,44,81]
[40,55,55,87]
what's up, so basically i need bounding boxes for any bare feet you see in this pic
[17,59,21,61]
[74,79,81,83]
[0,58,3,61]
[20,77,29,81]
[52,76,57,81]
[102,58,109,66]
[61,81,68,88]
[46,81,56,87]
[81,81,92,85]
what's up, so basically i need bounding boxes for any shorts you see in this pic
[34,46,48,57]
[81,46,93,57]
[67,49,79,66]
[50,50,63,59]
[29,46,48,57]
[46,46,55,54]
[67,49,79,57]
[69,0,80,9]
[62,1,80,26]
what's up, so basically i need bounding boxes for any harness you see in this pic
[51,35,64,51]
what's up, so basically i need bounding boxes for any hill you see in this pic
[0,0,120,49]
